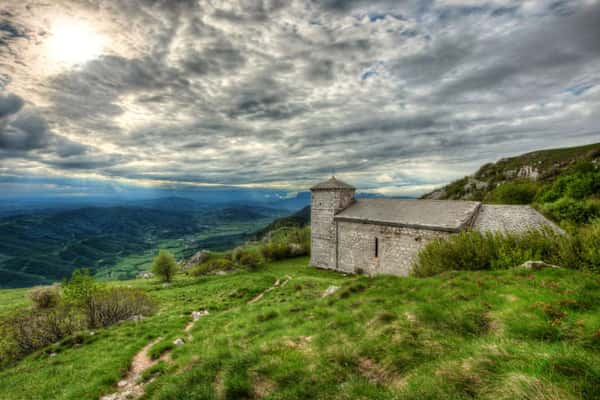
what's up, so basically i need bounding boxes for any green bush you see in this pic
[152,250,178,283]
[259,226,310,261]
[190,258,235,276]
[414,222,600,277]
[63,269,156,328]
[540,198,600,225]
[237,250,262,270]
[484,181,540,204]
[260,240,291,261]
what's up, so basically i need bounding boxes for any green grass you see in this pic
[1,258,599,399]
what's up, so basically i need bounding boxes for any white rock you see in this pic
[321,285,340,298]
[519,260,561,270]
[117,380,128,388]
[173,338,185,346]
[192,310,209,321]
[162,283,171,288]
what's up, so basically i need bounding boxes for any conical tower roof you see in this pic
[310,176,355,191]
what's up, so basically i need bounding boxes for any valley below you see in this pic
[0,199,290,288]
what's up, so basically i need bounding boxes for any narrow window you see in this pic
[375,237,379,258]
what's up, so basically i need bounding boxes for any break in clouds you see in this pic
[0,0,599,196]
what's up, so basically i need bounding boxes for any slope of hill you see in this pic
[423,142,600,201]
[0,257,598,399]
[253,205,311,239]
[0,204,284,288]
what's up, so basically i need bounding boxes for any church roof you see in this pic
[472,205,562,234]
[334,199,481,232]
[310,176,355,191]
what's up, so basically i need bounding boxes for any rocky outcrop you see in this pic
[180,250,210,270]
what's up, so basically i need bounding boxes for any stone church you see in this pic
[310,177,559,276]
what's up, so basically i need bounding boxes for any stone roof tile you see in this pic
[334,199,481,232]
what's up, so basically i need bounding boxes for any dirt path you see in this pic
[248,275,292,304]
[100,275,291,399]
[100,339,161,400]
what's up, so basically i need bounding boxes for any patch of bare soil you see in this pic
[252,374,276,399]
[358,357,394,386]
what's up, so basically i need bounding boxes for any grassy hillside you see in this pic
[0,257,598,399]
[0,205,283,288]
[252,206,310,240]
[423,143,600,201]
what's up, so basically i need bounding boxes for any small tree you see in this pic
[152,250,178,282]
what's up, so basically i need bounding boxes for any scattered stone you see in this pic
[162,283,171,288]
[289,243,304,256]
[89,331,95,336]
[136,271,154,279]
[117,380,128,388]
[180,250,210,270]
[49,352,57,357]
[173,338,185,346]
[519,260,561,270]
[192,310,209,321]
[128,315,144,322]
[321,285,340,298]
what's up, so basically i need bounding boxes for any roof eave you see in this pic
[333,216,464,233]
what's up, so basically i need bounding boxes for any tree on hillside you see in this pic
[152,250,178,282]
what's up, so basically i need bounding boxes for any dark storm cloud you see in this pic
[181,42,246,76]
[0,111,50,151]
[0,19,28,46]
[0,92,23,117]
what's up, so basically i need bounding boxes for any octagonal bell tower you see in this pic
[310,177,355,270]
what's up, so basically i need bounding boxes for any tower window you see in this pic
[375,237,379,258]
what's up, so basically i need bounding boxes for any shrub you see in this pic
[87,287,157,328]
[63,269,157,328]
[413,229,563,277]
[260,240,290,261]
[190,258,235,276]
[414,222,600,277]
[0,306,85,366]
[62,268,100,325]
[152,250,178,283]
[28,285,60,309]
[485,181,540,204]
[540,198,600,225]
[232,247,262,269]
[258,226,311,262]
[237,250,262,270]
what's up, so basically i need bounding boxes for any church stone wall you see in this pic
[336,221,450,276]
[310,189,354,270]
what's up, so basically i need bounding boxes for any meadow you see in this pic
[0,257,598,399]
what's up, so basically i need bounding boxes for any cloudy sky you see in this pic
[0,0,599,197]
